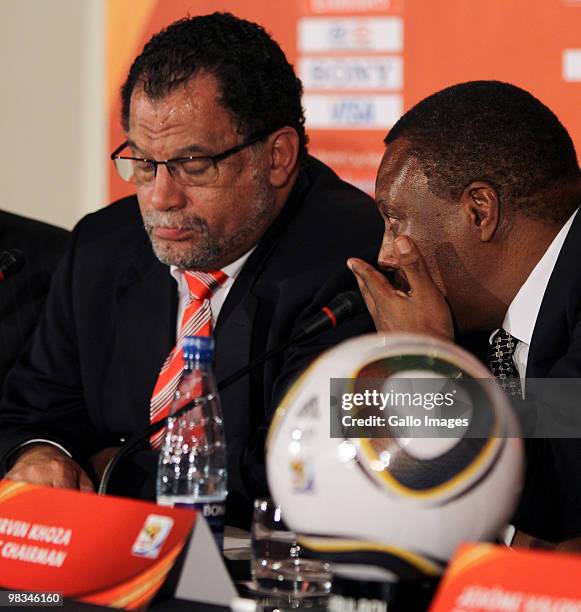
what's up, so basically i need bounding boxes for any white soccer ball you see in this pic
[266,334,523,571]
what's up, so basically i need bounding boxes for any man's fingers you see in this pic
[7,462,73,489]
[348,260,375,312]
[30,457,78,489]
[90,446,120,481]
[348,258,393,313]
[77,468,95,493]
[352,272,376,317]
[348,257,405,332]
[394,236,438,296]
[6,446,90,492]
[348,258,396,296]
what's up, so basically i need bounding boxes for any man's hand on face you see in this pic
[5,444,94,492]
[348,235,454,341]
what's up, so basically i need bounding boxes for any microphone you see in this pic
[294,290,365,339]
[217,290,366,390]
[0,250,25,282]
[98,289,367,494]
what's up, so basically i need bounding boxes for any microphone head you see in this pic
[0,249,26,282]
[327,290,366,320]
[295,290,367,339]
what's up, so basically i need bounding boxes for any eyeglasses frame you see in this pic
[110,129,272,184]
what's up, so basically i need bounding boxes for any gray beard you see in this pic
[144,213,220,269]
[142,183,275,270]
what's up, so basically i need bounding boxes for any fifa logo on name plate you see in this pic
[132,514,174,559]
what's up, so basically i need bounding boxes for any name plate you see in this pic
[430,542,581,611]
[0,480,196,608]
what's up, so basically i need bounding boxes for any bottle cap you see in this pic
[183,336,214,361]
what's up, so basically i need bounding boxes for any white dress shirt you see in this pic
[170,248,255,338]
[490,208,578,387]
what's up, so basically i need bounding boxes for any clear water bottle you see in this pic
[156,336,227,550]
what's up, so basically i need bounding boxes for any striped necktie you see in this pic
[149,269,227,448]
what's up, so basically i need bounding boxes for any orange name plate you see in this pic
[0,480,196,609]
[430,542,581,612]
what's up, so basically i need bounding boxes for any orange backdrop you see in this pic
[107,0,581,203]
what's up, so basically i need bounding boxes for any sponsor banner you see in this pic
[337,174,376,194]
[430,543,581,612]
[563,49,581,81]
[311,146,383,194]
[301,0,400,14]
[304,93,402,129]
[298,17,403,52]
[108,0,581,204]
[299,56,402,90]
[0,480,195,609]
[311,146,383,170]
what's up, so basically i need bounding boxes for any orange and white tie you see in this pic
[149,270,227,448]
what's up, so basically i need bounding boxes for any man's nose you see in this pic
[150,165,187,211]
[377,227,398,269]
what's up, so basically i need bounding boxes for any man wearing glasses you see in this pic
[0,13,382,527]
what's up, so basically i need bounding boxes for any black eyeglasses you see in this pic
[110,130,270,187]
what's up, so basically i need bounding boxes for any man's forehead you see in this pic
[130,80,207,114]
[129,72,224,117]
[126,73,235,150]
[375,140,425,199]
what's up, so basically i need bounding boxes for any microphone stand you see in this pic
[98,290,364,495]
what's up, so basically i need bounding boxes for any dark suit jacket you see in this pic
[0,157,383,528]
[455,213,581,542]
[509,209,581,542]
[0,210,69,395]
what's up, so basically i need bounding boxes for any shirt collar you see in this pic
[502,207,578,345]
[169,246,256,286]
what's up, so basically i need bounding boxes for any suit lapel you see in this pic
[527,210,581,377]
[115,239,177,427]
[213,167,310,382]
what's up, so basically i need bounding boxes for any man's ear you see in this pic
[266,127,300,188]
[460,181,500,242]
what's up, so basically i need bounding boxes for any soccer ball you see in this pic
[266,334,523,574]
